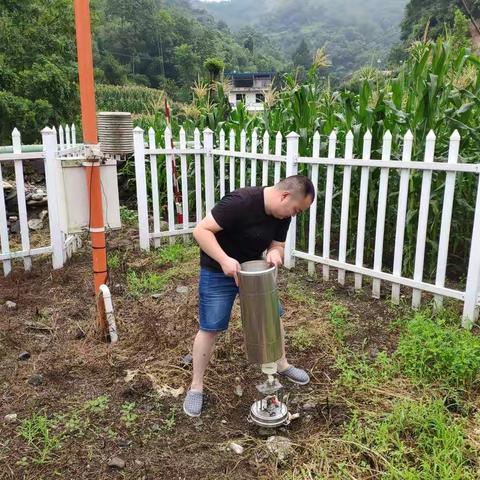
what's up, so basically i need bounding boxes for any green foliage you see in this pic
[290,326,314,352]
[344,399,475,479]
[329,304,350,342]
[204,57,225,81]
[107,252,121,269]
[0,0,79,143]
[154,243,198,266]
[396,311,480,388]
[84,395,110,414]
[120,401,138,427]
[96,84,163,114]
[335,351,397,389]
[18,414,61,465]
[119,206,138,226]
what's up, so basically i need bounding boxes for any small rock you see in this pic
[27,373,44,386]
[31,189,46,201]
[28,218,43,231]
[151,293,161,299]
[74,328,86,340]
[18,351,30,361]
[176,285,189,295]
[234,377,243,398]
[194,418,204,432]
[10,220,20,234]
[221,419,227,424]
[4,413,18,423]
[302,402,317,412]
[117,439,131,448]
[5,301,16,309]
[266,436,293,462]
[2,180,13,191]
[108,456,126,469]
[180,353,193,367]
[229,442,244,455]
[39,210,48,221]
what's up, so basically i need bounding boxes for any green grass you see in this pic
[329,304,350,342]
[286,280,316,306]
[107,252,121,269]
[344,399,475,479]
[154,243,198,266]
[396,311,480,389]
[335,350,397,390]
[290,326,314,352]
[119,206,138,226]
[120,402,138,428]
[18,414,61,465]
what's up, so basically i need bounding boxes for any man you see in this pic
[183,175,315,417]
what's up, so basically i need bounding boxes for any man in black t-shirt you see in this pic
[183,175,315,417]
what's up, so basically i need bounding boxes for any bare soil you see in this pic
[0,228,402,480]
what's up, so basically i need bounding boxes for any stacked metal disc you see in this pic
[97,112,134,155]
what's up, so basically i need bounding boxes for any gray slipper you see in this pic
[278,366,310,385]
[183,390,203,417]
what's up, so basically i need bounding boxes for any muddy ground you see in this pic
[0,227,405,480]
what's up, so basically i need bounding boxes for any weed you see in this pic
[120,402,138,427]
[329,304,350,342]
[154,243,198,266]
[396,311,480,388]
[287,280,315,306]
[18,414,61,464]
[107,252,121,269]
[84,395,109,414]
[119,206,138,226]
[291,326,314,352]
[162,406,177,433]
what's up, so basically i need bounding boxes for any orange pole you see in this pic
[73,0,108,293]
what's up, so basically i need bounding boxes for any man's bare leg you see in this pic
[191,330,218,392]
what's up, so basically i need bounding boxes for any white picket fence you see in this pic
[134,126,480,325]
[0,125,82,276]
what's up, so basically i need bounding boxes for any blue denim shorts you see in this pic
[199,268,284,332]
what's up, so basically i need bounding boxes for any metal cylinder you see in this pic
[238,260,283,364]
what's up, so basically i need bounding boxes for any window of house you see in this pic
[236,94,246,103]
[256,93,265,103]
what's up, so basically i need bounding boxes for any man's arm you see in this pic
[266,241,285,267]
[193,213,240,284]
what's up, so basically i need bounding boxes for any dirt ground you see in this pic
[0,228,403,480]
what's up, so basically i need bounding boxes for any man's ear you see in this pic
[280,191,290,201]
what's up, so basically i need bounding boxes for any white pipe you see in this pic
[99,284,118,343]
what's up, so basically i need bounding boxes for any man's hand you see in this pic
[266,248,283,268]
[220,256,241,286]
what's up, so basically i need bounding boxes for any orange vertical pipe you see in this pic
[73,0,108,293]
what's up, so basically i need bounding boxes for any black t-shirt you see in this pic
[200,186,291,271]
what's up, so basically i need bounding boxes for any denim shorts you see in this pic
[199,267,284,332]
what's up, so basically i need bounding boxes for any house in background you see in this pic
[225,72,274,112]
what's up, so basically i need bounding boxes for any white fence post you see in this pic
[372,130,392,299]
[463,175,480,326]
[308,131,320,276]
[262,131,270,186]
[0,150,11,276]
[164,127,175,244]
[229,129,236,192]
[354,130,372,290]
[71,124,77,145]
[59,125,65,151]
[391,130,413,304]
[148,127,161,248]
[338,131,354,285]
[179,127,189,236]
[219,129,225,198]
[240,129,246,188]
[412,130,436,308]
[323,130,337,280]
[434,130,460,309]
[12,128,32,271]
[284,131,299,269]
[42,127,64,269]
[274,132,282,184]
[133,127,150,251]
[194,128,203,221]
[251,128,258,187]
[204,128,215,214]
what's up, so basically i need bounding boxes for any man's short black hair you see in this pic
[274,175,315,200]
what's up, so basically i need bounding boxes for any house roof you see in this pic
[225,71,275,79]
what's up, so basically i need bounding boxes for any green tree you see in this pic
[292,39,312,69]
[0,0,79,143]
